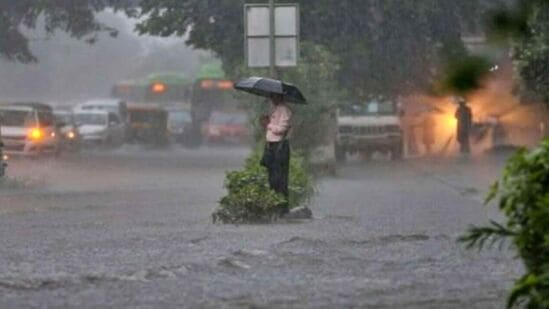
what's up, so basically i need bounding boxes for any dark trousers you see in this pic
[458,133,470,154]
[262,140,290,212]
[459,140,470,154]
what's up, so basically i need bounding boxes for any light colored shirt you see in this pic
[266,103,292,142]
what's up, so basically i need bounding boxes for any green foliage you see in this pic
[1,1,512,100]
[459,139,549,308]
[1,0,507,99]
[513,1,549,105]
[212,151,314,224]
[487,0,549,105]
[213,158,285,224]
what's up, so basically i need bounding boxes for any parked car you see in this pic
[202,111,250,144]
[0,102,60,157]
[74,110,125,149]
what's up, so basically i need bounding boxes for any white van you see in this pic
[74,110,125,148]
[0,103,60,156]
[74,99,128,139]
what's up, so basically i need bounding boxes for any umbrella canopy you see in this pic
[234,77,307,104]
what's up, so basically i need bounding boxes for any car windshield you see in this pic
[210,113,247,124]
[75,113,107,125]
[340,100,396,116]
[168,111,191,123]
[0,109,36,126]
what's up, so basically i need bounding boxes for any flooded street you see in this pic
[1,1,547,307]
[0,148,520,308]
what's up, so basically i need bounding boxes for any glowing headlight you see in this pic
[28,128,43,140]
[67,131,76,139]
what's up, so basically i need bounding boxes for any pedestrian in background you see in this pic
[455,98,473,154]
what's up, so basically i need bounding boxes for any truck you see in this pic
[335,99,403,161]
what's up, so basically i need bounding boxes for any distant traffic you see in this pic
[0,67,251,167]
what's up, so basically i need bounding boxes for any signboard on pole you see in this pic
[244,3,299,68]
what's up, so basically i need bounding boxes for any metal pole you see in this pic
[269,0,276,78]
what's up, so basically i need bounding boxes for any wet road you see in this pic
[0,147,520,308]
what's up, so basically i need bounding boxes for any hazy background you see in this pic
[0,11,208,104]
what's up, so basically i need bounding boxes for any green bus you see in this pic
[111,63,241,145]
[112,72,192,104]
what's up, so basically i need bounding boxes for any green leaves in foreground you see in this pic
[458,220,516,251]
[459,139,549,308]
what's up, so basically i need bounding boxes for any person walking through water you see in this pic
[261,94,292,215]
[455,97,473,154]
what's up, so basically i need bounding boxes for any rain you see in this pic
[0,1,547,308]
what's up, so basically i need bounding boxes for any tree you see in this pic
[0,0,137,63]
[490,0,549,105]
[136,0,244,77]
[460,140,549,308]
[1,1,503,99]
[136,0,501,99]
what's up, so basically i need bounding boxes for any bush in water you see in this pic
[212,151,314,224]
[459,139,549,308]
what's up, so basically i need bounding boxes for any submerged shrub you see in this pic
[459,139,549,308]
[212,151,314,224]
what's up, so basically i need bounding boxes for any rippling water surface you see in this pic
[0,148,520,308]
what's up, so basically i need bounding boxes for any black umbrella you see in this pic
[234,77,307,104]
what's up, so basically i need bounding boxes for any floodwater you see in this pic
[0,146,520,308]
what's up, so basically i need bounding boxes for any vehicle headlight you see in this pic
[28,128,43,141]
[67,131,76,139]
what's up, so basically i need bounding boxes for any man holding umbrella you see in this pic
[261,94,292,214]
[234,76,306,215]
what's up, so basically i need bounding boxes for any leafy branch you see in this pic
[458,220,516,250]
[460,139,549,308]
